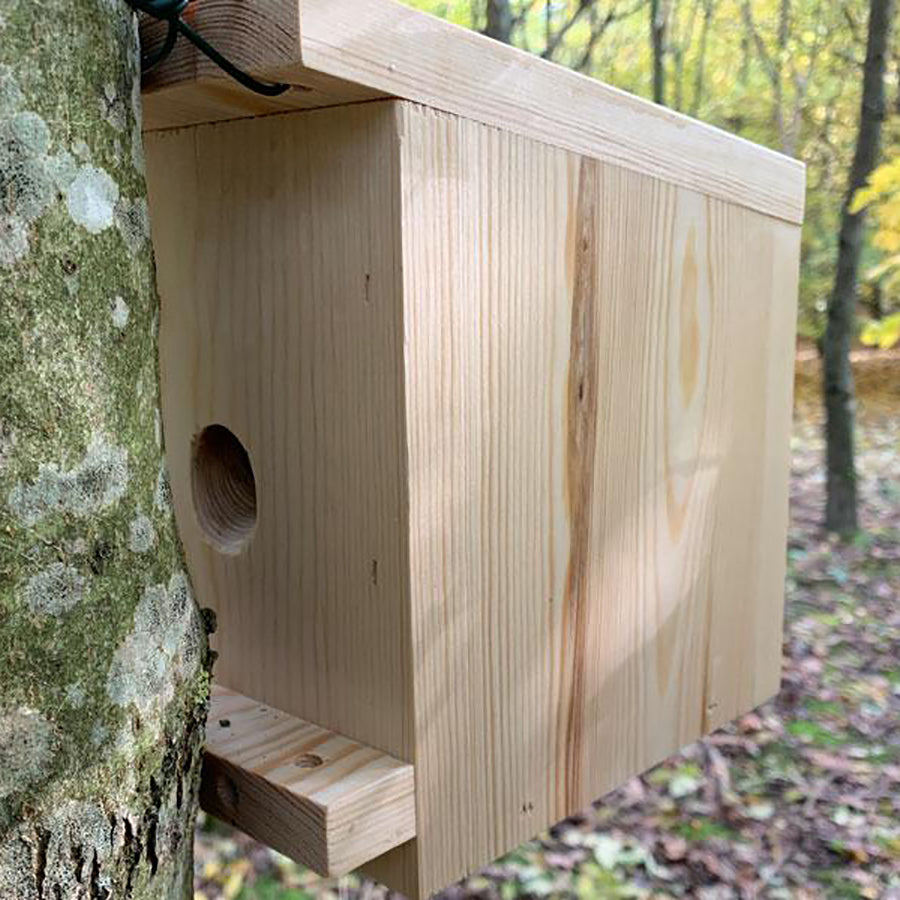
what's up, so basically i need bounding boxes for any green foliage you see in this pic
[861,311,900,348]
[671,817,739,841]
[237,879,314,900]
[852,157,900,347]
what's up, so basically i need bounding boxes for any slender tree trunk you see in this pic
[484,0,514,43]
[822,0,895,535]
[546,0,553,51]
[650,0,667,104]
[0,2,212,896]
[689,0,714,116]
[896,51,900,114]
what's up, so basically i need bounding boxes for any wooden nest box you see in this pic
[141,2,804,896]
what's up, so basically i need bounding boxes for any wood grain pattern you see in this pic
[145,102,413,757]
[397,103,799,895]
[139,1,300,90]
[139,0,805,225]
[146,104,420,892]
[202,686,416,876]
[145,99,800,898]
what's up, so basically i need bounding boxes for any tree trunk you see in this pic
[650,0,667,104]
[484,0,514,43]
[0,2,212,897]
[822,0,895,535]
[689,0,714,116]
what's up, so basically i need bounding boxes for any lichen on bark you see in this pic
[0,2,211,897]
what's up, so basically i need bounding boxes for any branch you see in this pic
[575,0,647,71]
[542,0,593,60]
[740,0,779,87]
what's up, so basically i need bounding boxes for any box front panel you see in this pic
[145,104,414,763]
[399,103,800,896]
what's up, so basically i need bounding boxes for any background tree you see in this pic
[0,2,212,896]
[650,0,667,103]
[485,0,514,42]
[822,0,896,534]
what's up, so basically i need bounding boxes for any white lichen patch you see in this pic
[64,682,86,707]
[101,82,127,133]
[0,831,37,900]
[8,435,128,525]
[11,110,49,156]
[156,778,186,869]
[130,65,143,131]
[0,85,115,266]
[20,562,86,616]
[128,60,146,170]
[63,536,88,555]
[0,214,27,266]
[114,195,149,253]
[106,572,203,728]
[0,420,15,472]
[154,465,172,512]
[45,149,77,191]
[0,707,56,800]
[66,164,119,234]
[111,294,129,329]
[0,65,25,116]
[63,270,78,297]
[90,722,108,748]
[42,802,113,898]
[128,512,155,553]
[130,122,145,174]
[154,407,162,447]
[0,109,56,266]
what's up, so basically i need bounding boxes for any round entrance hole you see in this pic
[191,424,257,555]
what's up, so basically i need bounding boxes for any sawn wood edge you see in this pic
[200,685,417,877]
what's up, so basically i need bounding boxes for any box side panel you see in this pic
[398,103,800,896]
[145,103,414,763]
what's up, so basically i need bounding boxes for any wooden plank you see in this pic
[144,102,414,762]
[145,102,421,894]
[396,103,799,895]
[202,686,417,875]
[139,0,805,226]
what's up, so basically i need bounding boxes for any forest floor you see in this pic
[194,361,900,900]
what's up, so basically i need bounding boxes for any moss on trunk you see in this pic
[0,2,211,896]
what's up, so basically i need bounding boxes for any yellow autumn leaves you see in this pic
[852,157,900,349]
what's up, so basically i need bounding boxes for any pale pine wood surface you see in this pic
[145,103,414,758]
[203,686,416,875]
[145,100,800,898]
[139,0,804,226]
[146,102,423,894]
[397,104,798,895]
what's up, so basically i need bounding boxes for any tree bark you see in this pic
[0,2,212,897]
[650,0,667,104]
[822,0,895,535]
[484,0,514,43]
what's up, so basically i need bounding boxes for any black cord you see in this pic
[128,0,290,97]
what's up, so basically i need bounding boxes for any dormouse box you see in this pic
[141,3,804,897]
